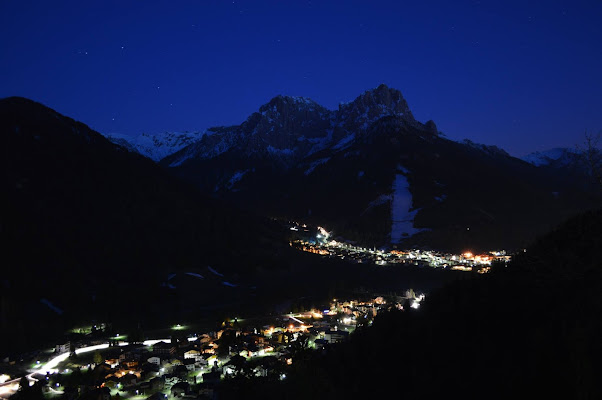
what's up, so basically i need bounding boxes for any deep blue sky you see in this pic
[2,0,601,156]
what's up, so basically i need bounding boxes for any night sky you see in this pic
[2,0,601,156]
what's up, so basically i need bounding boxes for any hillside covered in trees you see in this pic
[218,208,602,399]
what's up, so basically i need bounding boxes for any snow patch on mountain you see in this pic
[304,157,331,175]
[391,174,423,242]
[521,147,577,167]
[267,145,295,155]
[397,164,411,175]
[208,266,224,277]
[307,129,335,156]
[106,131,204,161]
[332,133,356,151]
[40,298,64,315]
[227,170,250,190]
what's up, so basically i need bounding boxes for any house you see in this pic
[122,360,139,369]
[55,343,70,354]
[245,334,265,345]
[171,382,189,397]
[184,350,199,359]
[201,343,216,355]
[198,334,212,344]
[105,358,119,368]
[324,329,349,344]
[152,342,176,356]
[119,373,137,387]
[183,350,203,364]
[147,357,161,366]
[314,338,328,349]
[183,359,196,371]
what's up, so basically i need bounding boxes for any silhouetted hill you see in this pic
[0,97,287,355]
[237,208,602,399]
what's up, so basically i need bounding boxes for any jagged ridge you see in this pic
[162,84,437,168]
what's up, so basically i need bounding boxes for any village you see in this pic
[289,224,511,273]
[0,292,424,400]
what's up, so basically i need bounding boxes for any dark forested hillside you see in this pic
[228,208,602,399]
[0,97,287,355]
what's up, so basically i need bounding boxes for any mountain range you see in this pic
[2,88,599,396]
[105,131,204,162]
[521,147,580,167]
[0,94,459,357]
[1,87,599,356]
[107,84,599,251]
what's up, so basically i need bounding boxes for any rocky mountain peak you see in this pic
[336,84,416,133]
[254,95,331,126]
[162,85,442,169]
[425,120,438,135]
[260,95,321,111]
[105,131,203,161]
[240,95,332,151]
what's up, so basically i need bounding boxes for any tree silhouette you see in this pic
[577,131,602,190]
[93,351,103,365]
[12,378,44,400]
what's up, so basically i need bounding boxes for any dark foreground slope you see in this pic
[0,97,286,355]
[223,208,602,399]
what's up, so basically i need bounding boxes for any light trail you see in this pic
[0,339,172,398]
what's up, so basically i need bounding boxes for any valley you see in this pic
[1,88,600,399]
[3,1,601,397]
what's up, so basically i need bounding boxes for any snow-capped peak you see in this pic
[521,147,577,167]
[337,83,416,132]
[105,131,204,161]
